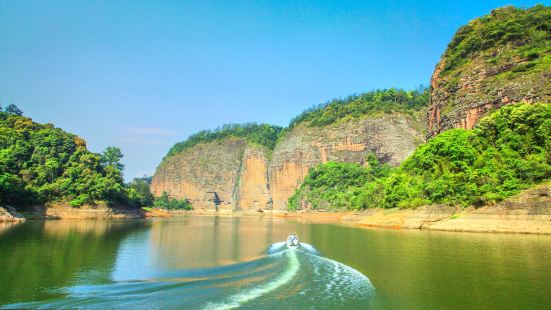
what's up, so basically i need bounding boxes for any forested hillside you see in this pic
[288,87,428,128]
[0,106,153,209]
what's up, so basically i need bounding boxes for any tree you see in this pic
[127,177,154,207]
[101,146,124,171]
[6,104,23,116]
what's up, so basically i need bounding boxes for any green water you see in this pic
[0,216,550,309]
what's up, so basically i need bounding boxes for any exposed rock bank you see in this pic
[357,182,551,234]
[0,206,26,222]
[163,182,551,235]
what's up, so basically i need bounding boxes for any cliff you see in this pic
[151,138,272,210]
[427,5,551,138]
[151,111,425,210]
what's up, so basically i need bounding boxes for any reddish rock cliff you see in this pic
[427,6,551,138]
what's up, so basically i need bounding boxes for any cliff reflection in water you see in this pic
[146,216,303,269]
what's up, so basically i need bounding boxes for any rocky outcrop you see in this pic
[152,112,425,210]
[427,6,551,138]
[0,206,26,222]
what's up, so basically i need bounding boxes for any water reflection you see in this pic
[0,220,147,304]
[1,216,551,309]
[147,217,284,269]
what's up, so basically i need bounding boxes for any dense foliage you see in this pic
[126,177,154,208]
[288,87,429,128]
[288,154,390,210]
[442,5,550,75]
[153,192,192,210]
[166,123,284,158]
[0,108,131,208]
[289,104,551,210]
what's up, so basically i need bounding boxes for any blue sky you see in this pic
[0,0,547,180]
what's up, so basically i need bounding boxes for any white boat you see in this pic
[286,233,299,248]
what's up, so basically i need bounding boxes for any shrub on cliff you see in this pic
[290,103,551,210]
[153,192,192,210]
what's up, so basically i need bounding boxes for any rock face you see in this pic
[151,112,425,210]
[427,5,551,138]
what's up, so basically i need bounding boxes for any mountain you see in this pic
[152,5,550,212]
[428,5,550,137]
[151,89,428,210]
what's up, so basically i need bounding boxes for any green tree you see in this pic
[101,146,124,172]
[5,104,23,116]
[127,177,154,207]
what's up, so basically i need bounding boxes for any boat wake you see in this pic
[6,242,375,309]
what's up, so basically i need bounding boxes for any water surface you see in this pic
[0,216,550,309]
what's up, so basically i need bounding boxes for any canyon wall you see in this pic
[151,112,425,210]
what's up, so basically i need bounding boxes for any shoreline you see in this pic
[161,205,551,235]
[163,182,551,235]
[3,206,550,235]
[2,183,549,235]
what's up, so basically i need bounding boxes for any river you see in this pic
[0,216,550,309]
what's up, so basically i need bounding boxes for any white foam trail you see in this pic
[298,242,319,255]
[205,250,299,310]
[267,242,287,254]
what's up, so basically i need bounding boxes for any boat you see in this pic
[286,233,299,248]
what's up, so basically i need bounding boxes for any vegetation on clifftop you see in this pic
[163,87,428,160]
[165,123,284,158]
[288,87,429,128]
[289,103,551,210]
[442,5,550,76]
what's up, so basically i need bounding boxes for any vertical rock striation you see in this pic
[151,138,250,210]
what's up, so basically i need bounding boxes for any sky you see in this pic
[0,0,547,180]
